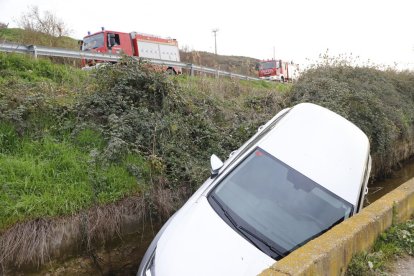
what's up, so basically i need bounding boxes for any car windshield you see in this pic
[208,147,353,259]
[82,33,104,51]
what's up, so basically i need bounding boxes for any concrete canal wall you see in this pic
[260,177,414,276]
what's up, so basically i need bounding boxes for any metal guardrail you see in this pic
[0,42,260,81]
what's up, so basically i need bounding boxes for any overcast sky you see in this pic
[0,0,413,70]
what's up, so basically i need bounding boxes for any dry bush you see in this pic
[0,195,147,269]
[16,6,70,37]
[149,177,189,219]
[15,6,72,47]
[0,185,186,270]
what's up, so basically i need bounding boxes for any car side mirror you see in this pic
[210,154,224,178]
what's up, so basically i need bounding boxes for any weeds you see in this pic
[0,134,147,230]
[0,28,78,49]
[0,52,86,84]
[76,59,286,193]
[346,220,414,275]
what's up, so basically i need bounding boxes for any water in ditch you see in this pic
[366,155,414,205]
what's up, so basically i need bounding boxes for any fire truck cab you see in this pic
[257,59,298,82]
[82,29,182,74]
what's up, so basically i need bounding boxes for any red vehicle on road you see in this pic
[82,29,182,74]
[257,59,299,82]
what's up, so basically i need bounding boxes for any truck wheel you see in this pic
[280,76,285,83]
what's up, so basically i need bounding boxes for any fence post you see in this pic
[28,45,37,59]
[190,64,194,76]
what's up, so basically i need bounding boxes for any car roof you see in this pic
[257,103,370,206]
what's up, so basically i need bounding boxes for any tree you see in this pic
[17,6,71,37]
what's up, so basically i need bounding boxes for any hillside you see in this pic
[179,50,259,77]
[0,27,79,49]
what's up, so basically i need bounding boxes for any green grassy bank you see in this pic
[0,53,286,232]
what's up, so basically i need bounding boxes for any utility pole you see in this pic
[212,29,219,55]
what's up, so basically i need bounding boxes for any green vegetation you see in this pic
[75,61,285,194]
[0,52,85,84]
[0,54,284,231]
[0,28,26,42]
[0,51,413,244]
[0,54,149,230]
[0,130,147,229]
[346,219,414,275]
[0,28,78,49]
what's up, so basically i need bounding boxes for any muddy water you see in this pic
[366,155,414,206]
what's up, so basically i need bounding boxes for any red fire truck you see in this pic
[81,29,182,74]
[257,59,298,82]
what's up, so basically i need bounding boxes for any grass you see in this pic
[0,124,149,230]
[0,28,26,42]
[0,52,86,84]
[346,219,414,275]
[0,28,79,49]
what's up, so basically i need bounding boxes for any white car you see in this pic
[138,103,371,276]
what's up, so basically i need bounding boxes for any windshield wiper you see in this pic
[211,196,285,259]
[238,226,286,259]
[211,196,238,228]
